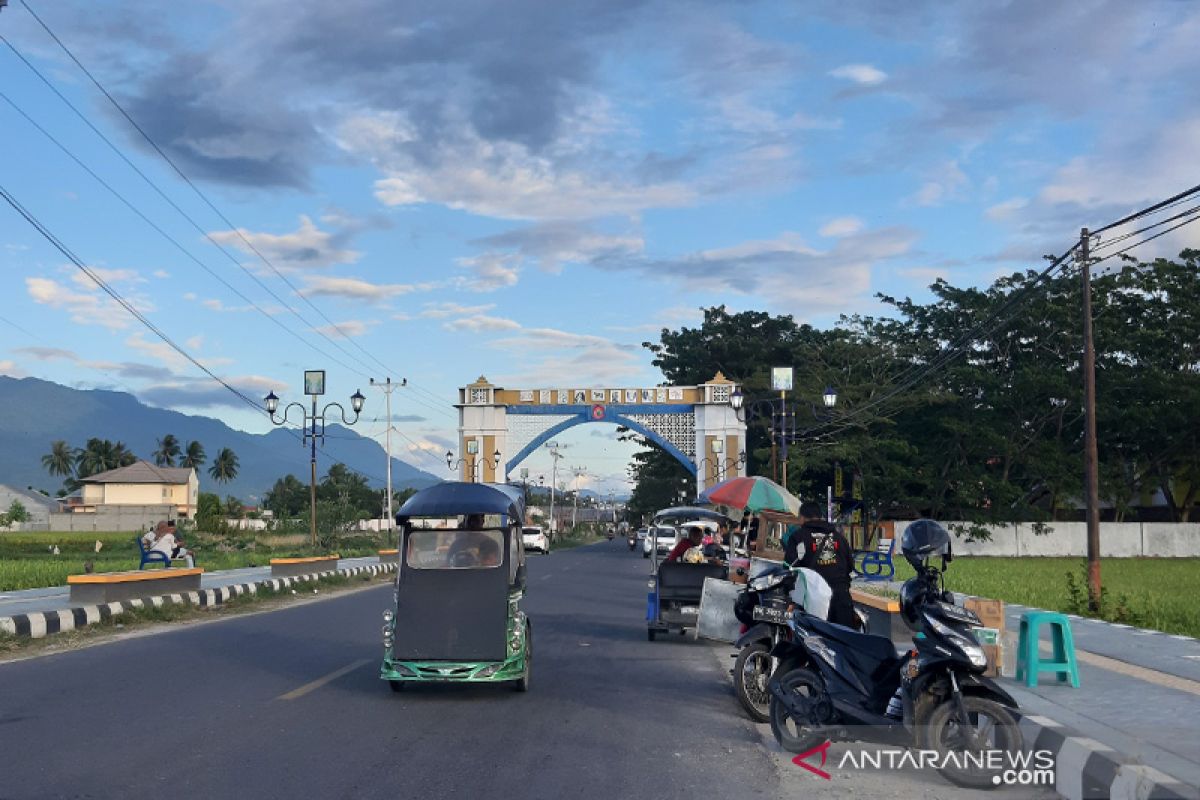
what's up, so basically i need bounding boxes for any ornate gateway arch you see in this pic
[455,374,748,496]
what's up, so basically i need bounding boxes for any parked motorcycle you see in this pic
[731,564,795,722]
[767,520,1022,789]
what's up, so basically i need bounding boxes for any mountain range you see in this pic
[0,376,441,501]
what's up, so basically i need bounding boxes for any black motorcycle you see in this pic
[731,564,795,722]
[767,520,1022,790]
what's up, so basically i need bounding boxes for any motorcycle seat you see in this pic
[803,614,898,663]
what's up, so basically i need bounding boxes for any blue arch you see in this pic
[505,405,695,476]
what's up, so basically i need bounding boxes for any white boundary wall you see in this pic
[936,521,1200,557]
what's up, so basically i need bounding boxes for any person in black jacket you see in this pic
[784,502,858,629]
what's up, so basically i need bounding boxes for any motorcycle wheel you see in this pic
[923,695,1022,789]
[768,667,828,754]
[733,641,772,723]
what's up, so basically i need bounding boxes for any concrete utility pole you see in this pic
[370,377,403,531]
[547,442,563,539]
[1080,228,1103,612]
[571,467,585,528]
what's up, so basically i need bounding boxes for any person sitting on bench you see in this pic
[148,520,195,568]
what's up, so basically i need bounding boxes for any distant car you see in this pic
[522,526,550,554]
[642,525,680,559]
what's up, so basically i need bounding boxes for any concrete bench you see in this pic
[850,588,909,644]
[269,555,339,578]
[67,568,204,604]
[377,549,399,564]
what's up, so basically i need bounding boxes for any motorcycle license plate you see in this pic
[752,605,789,624]
[680,606,699,615]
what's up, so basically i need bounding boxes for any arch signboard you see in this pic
[455,373,747,496]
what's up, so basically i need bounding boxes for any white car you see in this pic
[642,524,680,558]
[522,526,550,554]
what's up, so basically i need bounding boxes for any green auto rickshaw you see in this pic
[380,481,531,692]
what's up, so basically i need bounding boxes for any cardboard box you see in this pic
[964,597,1005,633]
[982,643,1001,677]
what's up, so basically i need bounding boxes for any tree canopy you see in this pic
[633,250,1200,524]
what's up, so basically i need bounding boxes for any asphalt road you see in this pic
[0,541,1053,800]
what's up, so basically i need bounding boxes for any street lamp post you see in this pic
[446,447,501,482]
[264,371,365,549]
[729,384,838,491]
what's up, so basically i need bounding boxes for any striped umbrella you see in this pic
[695,475,801,515]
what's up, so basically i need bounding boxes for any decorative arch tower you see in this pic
[455,373,747,497]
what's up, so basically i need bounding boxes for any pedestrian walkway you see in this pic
[855,579,1200,796]
[0,556,382,620]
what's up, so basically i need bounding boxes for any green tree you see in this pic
[208,448,239,485]
[75,438,137,478]
[153,434,181,467]
[195,491,226,534]
[223,495,244,517]
[181,441,207,470]
[6,500,30,523]
[42,440,76,480]
[264,474,308,518]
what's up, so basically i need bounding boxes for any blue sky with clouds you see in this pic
[1,0,1198,495]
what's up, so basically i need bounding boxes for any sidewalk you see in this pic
[0,556,387,635]
[859,579,1200,798]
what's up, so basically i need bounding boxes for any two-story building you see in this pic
[75,461,199,519]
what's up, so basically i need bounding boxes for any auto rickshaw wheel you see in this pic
[514,621,532,692]
[388,679,404,693]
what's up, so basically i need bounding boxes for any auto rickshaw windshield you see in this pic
[407,528,505,570]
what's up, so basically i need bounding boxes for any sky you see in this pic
[1,0,1198,496]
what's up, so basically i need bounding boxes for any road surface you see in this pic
[0,541,1050,799]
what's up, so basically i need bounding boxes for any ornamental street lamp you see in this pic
[264,371,365,549]
[729,382,839,491]
[446,446,501,483]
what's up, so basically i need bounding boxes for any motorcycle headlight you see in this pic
[926,615,988,668]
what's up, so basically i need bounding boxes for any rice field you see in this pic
[887,556,1200,638]
[0,531,385,592]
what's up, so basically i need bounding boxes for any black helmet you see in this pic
[899,577,924,629]
[900,519,952,570]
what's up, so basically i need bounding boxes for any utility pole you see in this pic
[547,442,562,540]
[1080,228,1102,613]
[572,467,585,528]
[370,377,403,532]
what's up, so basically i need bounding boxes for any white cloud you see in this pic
[830,63,888,86]
[25,277,131,330]
[209,215,360,270]
[185,335,204,351]
[472,221,645,275]
[819,217,865,237]
[985,198,1029,221]
[312,319,375,338]
[418,302,496,319]
[70,267,143,289]
[909,160,969,207]
[455,253,520,292]
[301,275,422,301]
[443,314,522,332]
[338,114,697,221]
[0,359,23,377]
[153,270,170,279]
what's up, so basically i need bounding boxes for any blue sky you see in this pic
[1,0,1198,495]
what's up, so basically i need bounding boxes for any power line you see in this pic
[1091,210,1200,267]
[1089,182,1200,236]
[1091,203,1200,254]
[6,12,461,424]
[16,0,404,380]
[0,182,396,488]
[0,88,375,381]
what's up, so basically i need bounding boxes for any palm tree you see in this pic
[42,440,76,479]
[154,434,181,467]
[76,438,114,478]
[181,441,206,470]
[112,442,137,467]
[208,448,239,485]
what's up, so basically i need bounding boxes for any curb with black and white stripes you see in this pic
[0,562,397,639]
[1020,714,1198,800]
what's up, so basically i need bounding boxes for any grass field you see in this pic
[881,556,1200,638]
[0,531,388,592]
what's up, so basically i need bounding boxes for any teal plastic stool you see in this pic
[1015,611,1080,688]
